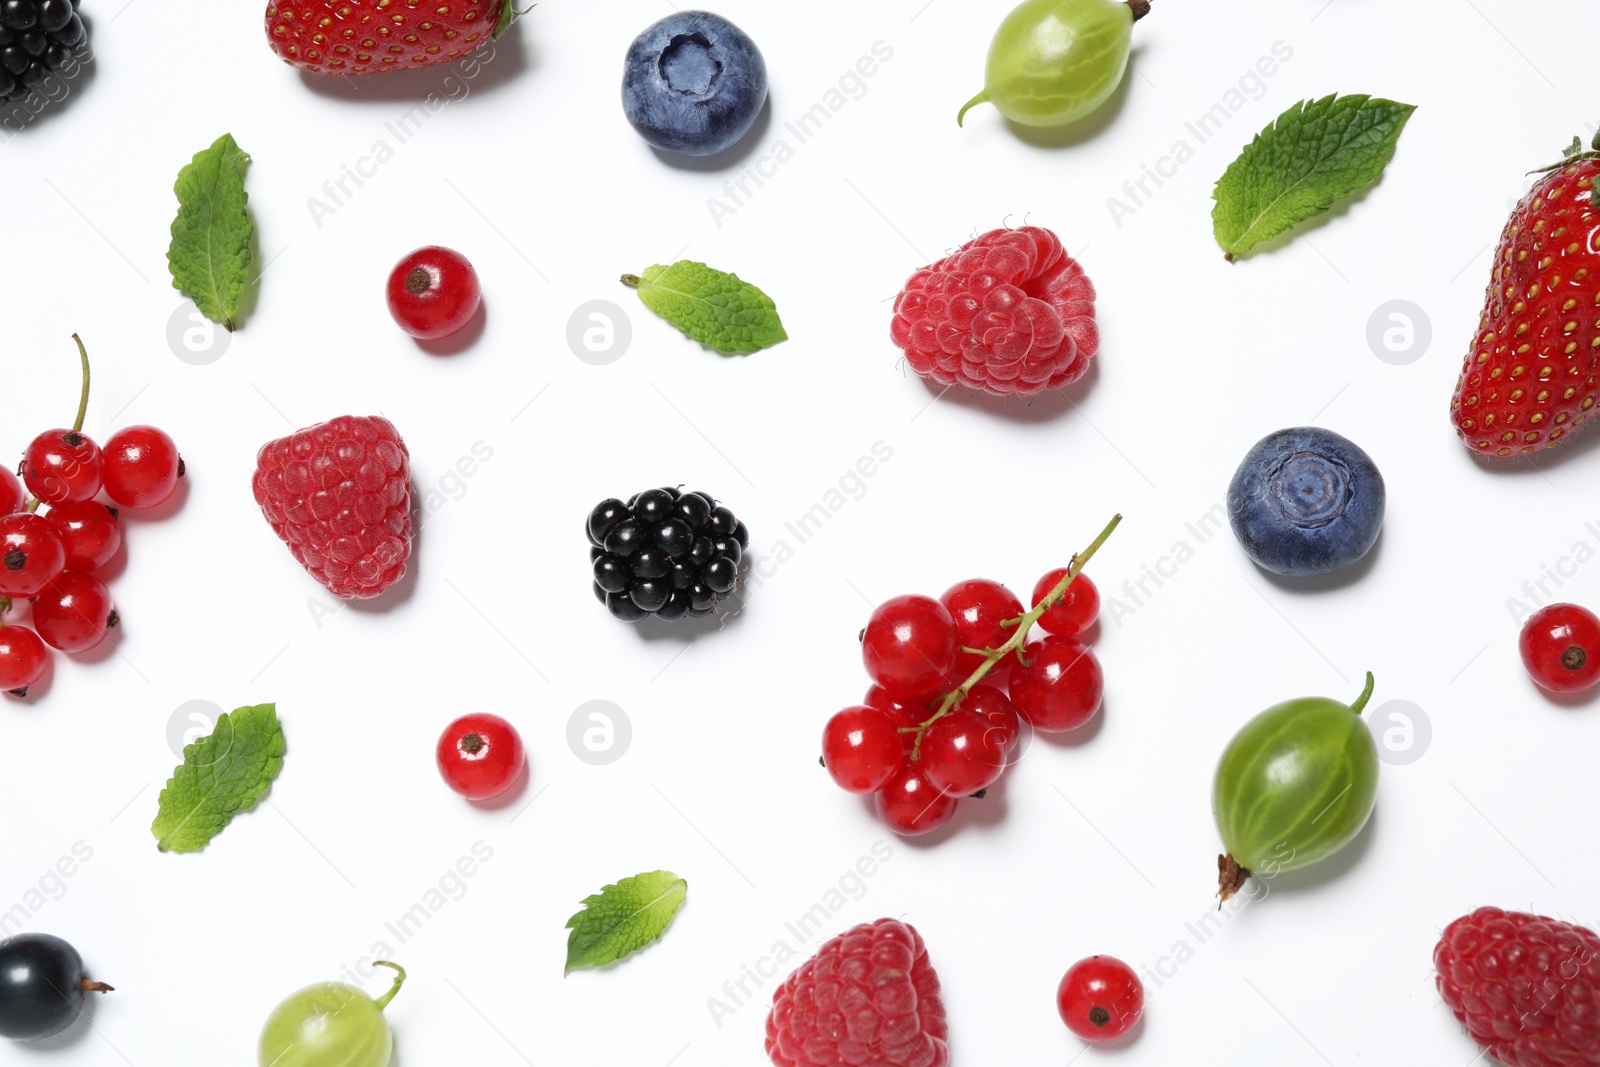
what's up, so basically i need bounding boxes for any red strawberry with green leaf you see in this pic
[1452,133,1600,457]
[265,0,519,76]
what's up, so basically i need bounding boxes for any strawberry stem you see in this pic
[901,514,1121,758]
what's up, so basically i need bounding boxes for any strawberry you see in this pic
[1452,134,1600,457]
[265,0,518,76]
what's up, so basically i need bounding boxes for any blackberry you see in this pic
[0,0,85,104]
[588,488,747,623]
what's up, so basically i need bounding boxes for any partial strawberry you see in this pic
[265,0,519,76]
[1452,134,1600,457]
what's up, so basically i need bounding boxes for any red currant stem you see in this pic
[0,596,10,619]
[906,513,1122,758]
[370,961,406,1011]
[69,333,90,434]
[1349,671,1376,715]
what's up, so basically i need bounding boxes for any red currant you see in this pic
[0,468,22,515]
[43,501,121,573]
[1010,637,1103,733]
[21,429,102,506]
[941,578,1023,684]
[31,573,115,653]
[921,708,1007,796]
[962,683,1023,758]
[874,762,958,836]
[862,594,960,697]
[0,624,48,695]
[1033,569,1099,637]
[1519,603,1600,694]
[1057,956,1143,1042]
[387,246,482,340]
[822,706,904,793]
[864,685,930,752]
[0,514,66,598]
[436,713,525,800]
[101,426,183,509]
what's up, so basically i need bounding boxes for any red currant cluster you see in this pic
[822,518,1118,837]
[0,338,184,697]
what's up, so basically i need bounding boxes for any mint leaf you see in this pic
[168,133,254,331]
[622,261,787,354]
[563,870,687,975]
[1212,94,1415,261]
[152,703,285,854]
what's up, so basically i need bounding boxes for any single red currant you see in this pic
[1057,956,1143,1042]
[921,708,1008,796]
[941,578,1024,684]
[21,429,103,506]
[0,468,23,515]
[864,685,930,752]
[1010,637,1103,733]
[387,246,482,340]
[436,713,525,799]
[31,573,115,653]
[43,501,121,573]
[962,683,1023,758]
[101,426,183,509]
[1033,569,1100,637]
[874,762,958,836]
[0,514,66,598]
[862,594,960,698]
[822,706,904,794]
[0,624,48,695]
[1519,603,1600,694]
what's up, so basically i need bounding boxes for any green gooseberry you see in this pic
[958,0,1152,129]
[258,960,405,1067]
[1212,673,1379,901]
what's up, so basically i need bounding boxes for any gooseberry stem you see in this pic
[1349,672,1375,715]
[1127,0,1151,21]
[902,513,1122,758]
[956,90,990,128]
[371,961,406,1011]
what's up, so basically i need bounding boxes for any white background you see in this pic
[2,0,1598,1063]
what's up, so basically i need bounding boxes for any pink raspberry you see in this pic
[1435,906,1600,1066]
[765,918,949,1067]
[252,416,412,600]
[890,226,1098,397]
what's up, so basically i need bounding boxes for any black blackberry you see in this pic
[588,488,747,622]
[0,0,84,104]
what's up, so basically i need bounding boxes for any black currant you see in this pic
[0,934,111,1041]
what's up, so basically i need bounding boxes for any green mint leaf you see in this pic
[563,870,687,975]
[152,703,285,854]
[1212,94,1415,261]
[623,261,787,354]
[167,133,254,331]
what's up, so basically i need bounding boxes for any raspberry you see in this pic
[1435,906,1600,1066]
[890,226,1098,397]
[765,918,949,1067]
[252,416,412,600]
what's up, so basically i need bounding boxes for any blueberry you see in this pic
[1226,427,1385,578]
[622,11,768,157]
